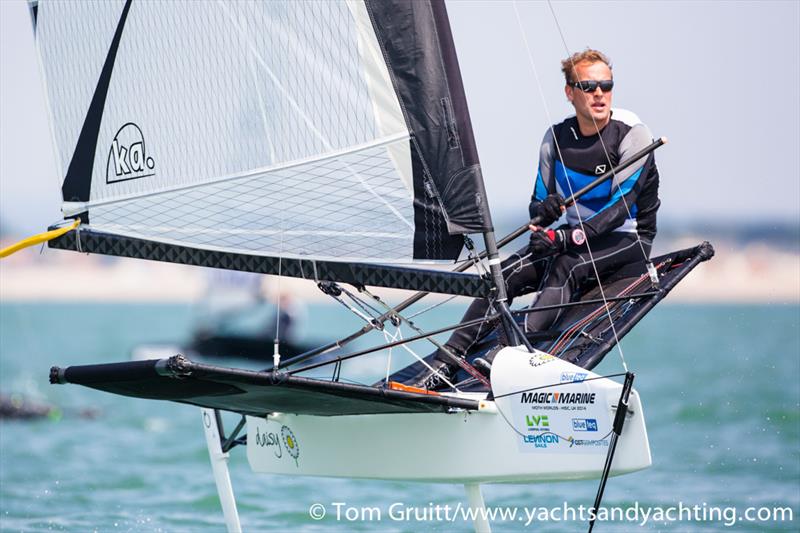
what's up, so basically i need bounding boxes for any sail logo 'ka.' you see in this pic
[106,122,156,184]
[35,0,491,264]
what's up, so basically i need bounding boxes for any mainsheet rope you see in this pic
[511,0,631,372]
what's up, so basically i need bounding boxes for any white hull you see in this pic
[246,347,651,483]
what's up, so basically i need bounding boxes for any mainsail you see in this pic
[34,0,491,270]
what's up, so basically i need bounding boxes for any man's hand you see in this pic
[535,193,566,227]
[528,228,559,256]
[528,226,587,257]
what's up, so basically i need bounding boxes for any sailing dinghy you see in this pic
[17,0,714,530]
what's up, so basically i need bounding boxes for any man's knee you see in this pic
[505,264,541,297]
[547,253,581,282]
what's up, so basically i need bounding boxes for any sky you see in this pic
[1,0,799,236]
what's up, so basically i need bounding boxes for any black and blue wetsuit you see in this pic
[445,109,660,356]
[530,108,659,241]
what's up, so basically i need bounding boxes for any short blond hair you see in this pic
[561,49,612,84]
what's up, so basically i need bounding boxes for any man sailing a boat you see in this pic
[408,49,661,389]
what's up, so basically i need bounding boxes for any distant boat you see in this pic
[188,274,314,362]
[186,331,315,363]
[131,271,320,362]
[0,393,56,420]
[0,393,99,420]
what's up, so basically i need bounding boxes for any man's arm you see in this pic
[580,122,656,239]
[528,129,558,220]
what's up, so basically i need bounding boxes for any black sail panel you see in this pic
[366,0,493,250]
[61,0,132,208]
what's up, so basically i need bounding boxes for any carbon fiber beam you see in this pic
[47,227,491,297]
[50,355,481,417]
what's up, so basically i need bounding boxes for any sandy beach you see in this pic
[1,237,797,304]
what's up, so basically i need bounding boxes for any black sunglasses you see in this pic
[569,80,614,93]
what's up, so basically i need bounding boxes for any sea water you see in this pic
[1,302,798,532]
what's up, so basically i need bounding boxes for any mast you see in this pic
[482,230,530,349]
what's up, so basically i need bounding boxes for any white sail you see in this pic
[36,0,422,261]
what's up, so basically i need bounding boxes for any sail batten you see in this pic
[92,226,416,240]
[61,132,411,217]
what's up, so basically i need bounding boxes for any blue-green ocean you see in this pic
[1,302,798,532]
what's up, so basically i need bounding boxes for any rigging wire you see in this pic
[510,0,644,372]
[376,322,403,385]
[491,372,628,441]
[311,281,463,390]
[377,322,462,391]
[216,0,414,232]
[403,238,488,321]
[524,8,658,525]
[338,286,388,322]
[392,335,461,391]
[555,314,609,356]
[272,144,290,368]
[331,296,374,325]
[545,0,655,275]
[547,266,656,355]
[404,295,458,320]
[273,219,285,369]
[383,328,396,386]
[359,286,478,389]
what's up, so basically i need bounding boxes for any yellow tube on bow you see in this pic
[0,219,81,259]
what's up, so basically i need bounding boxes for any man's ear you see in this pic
[565,84,573,104]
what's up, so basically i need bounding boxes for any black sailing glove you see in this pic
[528,226,587,257]
[535,193,566,226]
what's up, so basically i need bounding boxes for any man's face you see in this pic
[565,61,613,129]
